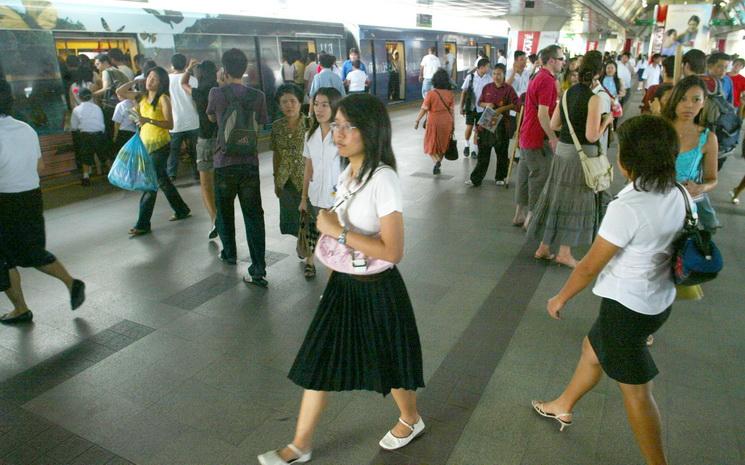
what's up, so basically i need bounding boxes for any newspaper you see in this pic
[477,107,502,133]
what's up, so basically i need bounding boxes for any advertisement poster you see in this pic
[517,31,541,55]
[661,4,713,54]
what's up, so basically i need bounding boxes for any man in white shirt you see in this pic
[70,88,106,185]
[506,50,530,98]
[345,60,369,94]
[642,54,662,90]
[167,53,200,181]
[497,49,507,65]
[460,58,492,157]
[0,79,86,325]
[616,52,633,105]
[419,47,442,98]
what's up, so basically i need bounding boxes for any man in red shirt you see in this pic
[514,44,563,227]
[467,64,519,186]
[728,58,745,109]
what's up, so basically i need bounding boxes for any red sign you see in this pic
[586,41,598,52]
[656,4,668,24]
[517,31,541,55]
[717,39,726,51]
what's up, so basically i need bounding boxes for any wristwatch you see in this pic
[337,227,349,245]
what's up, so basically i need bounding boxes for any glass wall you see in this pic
[0,30,66,135]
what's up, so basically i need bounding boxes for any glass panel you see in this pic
[458,46,478,72]
[173,34,221,65]
[258,36,280,121]
[219,35,259,88]
[0,30,66,135]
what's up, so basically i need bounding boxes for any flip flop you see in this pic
[534,253,556,261]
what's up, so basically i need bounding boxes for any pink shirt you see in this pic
[519,68,558,150]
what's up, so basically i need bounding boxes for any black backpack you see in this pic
[219,85,259,158]
[462,71,476,111]
[701,77,742,156]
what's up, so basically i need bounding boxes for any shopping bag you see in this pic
[107,132,158,192]
[296,210,319,259]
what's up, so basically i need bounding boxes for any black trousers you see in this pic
[470,120,510,185]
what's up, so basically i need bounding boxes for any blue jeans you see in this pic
[215,164,266,278]
[167,129,198,178]
[421,79,433,98]
[135,145,191,231]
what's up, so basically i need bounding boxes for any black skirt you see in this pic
[288,267,425,395]
[0,188,56,268]
[588,298,671,385]
[278,181,301,237]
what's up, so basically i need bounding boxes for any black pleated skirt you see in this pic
[288,267,425,396]
[588,298,671,385]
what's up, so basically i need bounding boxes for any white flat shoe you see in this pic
[378,417,425,451]
[257,444,311,465]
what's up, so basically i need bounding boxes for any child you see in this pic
[70,88,108,186]
[344,60,369,94]
[111,96,137,155]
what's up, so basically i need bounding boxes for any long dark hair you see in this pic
[661,75,706,123]
[617,115,678,193]
[601,61,622,96]
[145,66,169,108]
[307,87,342,139]
[337,93,397,183]
[196,60,218,91]
[578,50,603,86]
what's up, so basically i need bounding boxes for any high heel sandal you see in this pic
[531,400,573,431]
[257,443,312,465]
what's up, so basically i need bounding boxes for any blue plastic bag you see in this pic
[107,132,158,192]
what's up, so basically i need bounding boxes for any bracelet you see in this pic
[337,227,349,245]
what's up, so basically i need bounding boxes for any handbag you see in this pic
[671,184,723,285]
[433,90,458,161]
[562,91,613,193]
[314,167,395,275]
[600,84,624,118]
[296,209,318,259]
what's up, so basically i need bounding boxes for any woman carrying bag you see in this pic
[414,69,454,175]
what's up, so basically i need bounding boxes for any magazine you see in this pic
[477,107,502,133]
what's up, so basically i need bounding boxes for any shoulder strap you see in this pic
[434,90,453,117]
[674,183,698,226]
[561,90,585,158]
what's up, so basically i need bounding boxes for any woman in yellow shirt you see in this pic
[117,67,190,236]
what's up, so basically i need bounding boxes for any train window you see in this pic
[385,41,405,102]
[0,30,66,135]
[173,34,221,66]
[219,35,259,88]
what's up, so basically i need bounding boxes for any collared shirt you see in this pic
[461,70,492,112]
[420,54,442,79]
[478,82,519,133]
[497,56,507,65]
[309,69,346,98]
[71,101,105,133]
[642,64,661,89]
[616,60,632,89]
[0,116,41,193]
[507,68,530,97]
[593,183,687,315]
[341,59,367,80]
[112,99,137,133]
[303,126,341,209]
[519,68,557,150]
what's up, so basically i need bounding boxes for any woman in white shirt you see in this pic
[299,87,343,278]
[259,94,425,465]
[344,60,369,94]
[531,115,685,465]
[0,80,86,325]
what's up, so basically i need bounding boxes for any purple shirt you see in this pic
[206,83,268,168]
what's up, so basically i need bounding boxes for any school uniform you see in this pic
[70,101,109,166]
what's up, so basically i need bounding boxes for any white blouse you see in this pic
[593,183,687,315]
[303,127,341,209]
[334,165,402,236]
[0,116,41,193]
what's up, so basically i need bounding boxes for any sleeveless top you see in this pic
[139,96,171,153]
[675,128,709,184]
[559,83,595,145]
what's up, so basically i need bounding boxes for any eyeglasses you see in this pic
[330,122,357,134]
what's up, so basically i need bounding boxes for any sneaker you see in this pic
[465,179,480,187]
[495,179,505,186]
[208,225,219,239]
[243,275,268,288]
[463,146,470,157]
[471,151,478,159]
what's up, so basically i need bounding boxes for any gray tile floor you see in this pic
[1,90,744,465]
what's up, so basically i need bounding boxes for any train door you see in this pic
[55,35,139,69]
[482,44,493,63]
[385,41,405,102]
[444,42,457,84]
[280,39,315,63]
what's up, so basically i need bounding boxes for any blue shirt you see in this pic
[721,75,734,104]
[341,60,367,80]
[309,69,346,98]
[602,76,618,97]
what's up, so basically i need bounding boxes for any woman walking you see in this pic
[258,94,425,465]
[0,79,86,324]
[272,84,309,239]
[662,76,719,231]
[414,68,454,175]
[528,50,614,268]
[116,67,191,236]
[531,115,686,465]
[299,87,343,279]
[181,59,219,239]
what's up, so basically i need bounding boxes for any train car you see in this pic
[0,1,506,179]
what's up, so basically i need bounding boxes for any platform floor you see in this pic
[1,90,744,465]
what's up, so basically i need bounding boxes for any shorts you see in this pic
[465,110,480,126]
[77,131,111,165]
[196,137,216,172]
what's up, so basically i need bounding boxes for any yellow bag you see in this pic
[675,284,704,301]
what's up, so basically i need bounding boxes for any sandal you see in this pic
[534,252,556,261]
[303,264,316,279]
[531,400,573,431]
[128,228,151,236]
[257,443,311,465]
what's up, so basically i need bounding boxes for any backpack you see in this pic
[219,85,259,158]
[700,76,742,157]
[462,71,476,111]
[102,67,129,109]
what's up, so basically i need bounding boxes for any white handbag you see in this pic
[561,91,613,193]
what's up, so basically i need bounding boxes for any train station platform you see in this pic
[1,91,744,465]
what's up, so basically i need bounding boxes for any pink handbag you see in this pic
[314,167,395,275]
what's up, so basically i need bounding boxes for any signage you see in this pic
[634,19,656,26]
[416,14,432,28]
[710,18,735,26]
[517,31,540,55]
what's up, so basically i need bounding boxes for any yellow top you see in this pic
[139,96,171,153]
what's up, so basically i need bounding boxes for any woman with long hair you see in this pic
[116,66,191,236]
[414,68,454,175]
[259,94,425,465]
[532,114,686,465]
[181,59,219,239]
[298,87,343,278]
[528,50,614,268]
[662,75,719,231]
[601,61,625,101]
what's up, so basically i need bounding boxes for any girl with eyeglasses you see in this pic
[259,94,425,465]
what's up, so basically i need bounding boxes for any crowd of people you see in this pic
[1,37,744,465]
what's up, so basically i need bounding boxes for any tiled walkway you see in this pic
[1,91,743,465]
